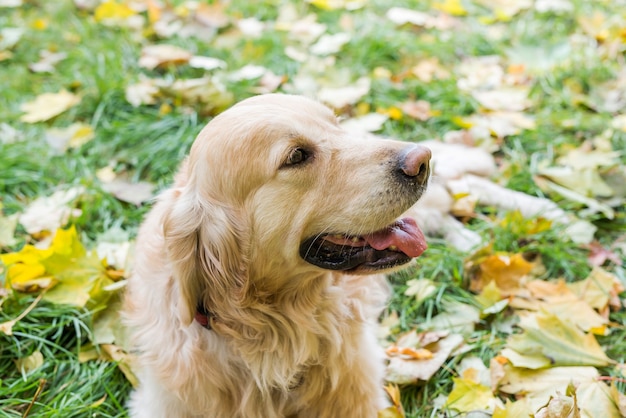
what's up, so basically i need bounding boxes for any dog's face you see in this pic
[182,94,430,279]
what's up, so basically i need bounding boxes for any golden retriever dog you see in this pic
[123,94,431,418]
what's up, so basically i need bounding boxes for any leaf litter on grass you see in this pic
[1,0,626,416]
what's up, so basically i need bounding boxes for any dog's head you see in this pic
[162,94,430,324]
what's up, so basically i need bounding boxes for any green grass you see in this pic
[1,0,625,416]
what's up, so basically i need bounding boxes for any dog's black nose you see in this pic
[399,145,431,186]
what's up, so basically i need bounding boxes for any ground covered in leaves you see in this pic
[1,0,626,417]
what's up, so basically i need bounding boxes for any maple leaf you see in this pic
[470,252,533,293]
[504,310,612,368]
[1,226,115,308]
[19,90,81,123]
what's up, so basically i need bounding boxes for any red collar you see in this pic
[195,305,214,329]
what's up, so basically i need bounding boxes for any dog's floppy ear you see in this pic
[162,188,248,326]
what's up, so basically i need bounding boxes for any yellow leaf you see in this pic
[493,399,534,418]
[433,0,467,16]
[445,377,494,412]
[94,1,136,22]
[1,227,114,307]
[379,384,405,417]
[15,351,44,374]
[20,90,81,123]
[471,252,533,293]
[500,210,553,235]
[499,365,596,410]
[568,267,624,311]
[505,311,612,368]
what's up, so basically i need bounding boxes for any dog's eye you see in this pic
[284,147,309,167]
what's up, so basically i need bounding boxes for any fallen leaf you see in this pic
[426,300,481,334]
[401,100,434,121]
[404,278,437,305]
[138,44,192,70]
[472,87,532,112]
[433,0,467,16]
[471,252,533,293]
[498,365,598,410]
[28,50,67,73]
[318,77,370,109]
[155,77,234,114]
[101,178,155,206]
[445,377,495,413]
[492,399,534,418]
[534,382,580,418]
[568,267,624,311]
[189,55,227,71]
[310,32,350,55]
[101,344,139,387]
[379,384,405,418]
[587,241,622,267]
[504,310,612,368]
[125,76,159,107]
[1,227,114,308]
[410,58,450,82]
[534,176,615,219]
[45,123,95,154]
[14,351,44,375]
[228,65,267,81]
[386,332,464,384]
[610,383,626,417]
[94,0,136,22]
[537,166,614,198]
[340,113,388,133]
[18,186,84,234]
[20,90,81,123]
[576,379,621,418]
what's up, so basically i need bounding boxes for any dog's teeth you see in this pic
[351,237,360,243]
[334,234,344,239]
[389,245,398,251]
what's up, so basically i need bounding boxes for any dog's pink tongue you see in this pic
[366,218,427,258]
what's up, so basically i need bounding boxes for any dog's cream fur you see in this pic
[124,94,430,418]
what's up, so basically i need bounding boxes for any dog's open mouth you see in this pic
[299,217,427,272]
